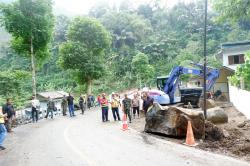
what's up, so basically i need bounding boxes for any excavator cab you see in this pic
[157,76,168,91]
[156,76,181,105]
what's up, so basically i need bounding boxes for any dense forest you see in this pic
[0,0,250,108]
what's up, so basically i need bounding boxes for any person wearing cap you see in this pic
[100,93,109,122]
[0,107,7,151]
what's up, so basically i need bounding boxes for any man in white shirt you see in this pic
[31,96,40,123]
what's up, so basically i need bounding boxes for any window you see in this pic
[228,54,245,65]
[234,55,239,64]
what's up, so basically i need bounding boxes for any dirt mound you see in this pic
[237,120,250,129]
[204,121,224,141]
[199,124,250,161]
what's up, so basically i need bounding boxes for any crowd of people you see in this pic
[99,91,154,123]
[0,90,154,151]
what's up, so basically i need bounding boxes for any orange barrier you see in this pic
[122,114,128,131]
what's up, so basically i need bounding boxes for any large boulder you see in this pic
[145,103,205,139]
[199,99,216,109]
[215,94,228,102]
[207,107,228,124]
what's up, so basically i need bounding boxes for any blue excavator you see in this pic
[154,63,220,105]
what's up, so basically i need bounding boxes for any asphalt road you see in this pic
[0,108,249,166]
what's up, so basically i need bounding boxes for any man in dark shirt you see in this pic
[2,98,15,132]
[67,93,75,117]
[79,95,85,115]
[45,96,55,119]
[87,95,92,110]
[122,94,132,123]
[61,95,67,116]
[143,92,154,115]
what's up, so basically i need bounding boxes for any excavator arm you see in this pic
[163,63,219,104]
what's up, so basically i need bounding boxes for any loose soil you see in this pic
[129,103,250,162]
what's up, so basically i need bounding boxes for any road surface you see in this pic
[0,108,249,166]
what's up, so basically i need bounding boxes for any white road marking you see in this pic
[63,123,98,166]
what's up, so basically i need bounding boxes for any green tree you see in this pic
[0,70,31,108]
[0,0,54,96]
[119,0,134,12]
[213,0,250,22]
[132,52,155,87]
[89,2,111,18]
[0,70,30,96]
[229,52,250,90]
[101,12,152,49]
[59,16,111,94]
[137,4,153,19]
[54,15,71,44]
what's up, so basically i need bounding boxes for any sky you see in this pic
[53,0,193,15]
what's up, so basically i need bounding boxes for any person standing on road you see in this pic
[61,95,67,116]
[2,98,15,132]
[122,94,132,123]
[143,92,154,115]
[97,95,101,107]
[0,107,7,151]
[100,93,109,122]
[111,93,121,121]
[45,97,55,119]
[31,96,40,123]
[91,95,95,107]
[132,94,140,119]
[79,94,85,115]
[87,95,92,110]
[67,93,75,117]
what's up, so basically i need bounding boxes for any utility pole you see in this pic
[203,0,208,119]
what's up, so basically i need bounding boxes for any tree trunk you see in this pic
[31,37,37,97]
[86,78,92,95]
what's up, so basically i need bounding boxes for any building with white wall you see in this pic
[221,41,250,71]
